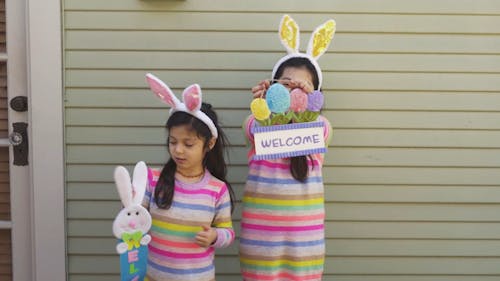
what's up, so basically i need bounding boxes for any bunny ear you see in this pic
[131,161,147,205]
[145,73,181,108]
[114,166,132,207]
[307,19,336,60]
[182,84,202,112]
[279,14,300,54]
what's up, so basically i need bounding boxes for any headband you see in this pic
[145,73,218,138]
[271,15,336,90]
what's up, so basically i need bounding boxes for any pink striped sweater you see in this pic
[142,168,234,281]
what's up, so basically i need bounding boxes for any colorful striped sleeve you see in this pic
[212,184,235,248]
[320,115,333,146]
[242,115,255,146]
[141,167,156,210]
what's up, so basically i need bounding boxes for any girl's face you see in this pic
[278,66,314,92]
[168,125,213,174]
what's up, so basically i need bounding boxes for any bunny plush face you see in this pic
[112,161,152,239]
[113,205,151,238]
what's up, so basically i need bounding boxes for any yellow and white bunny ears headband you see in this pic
[272,15,336,90]
[145,73,218,138]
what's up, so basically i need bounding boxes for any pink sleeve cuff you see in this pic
[213,228,234,248]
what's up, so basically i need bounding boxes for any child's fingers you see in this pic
[302,81,314,93]
[252,90,265,99]
[195,234,210,247]
[289,80,314,93]
[251,80,270,99]
[195,226,217,247]
[251,85,262,94]
[195,237,207,247]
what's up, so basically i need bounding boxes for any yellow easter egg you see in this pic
[250,98,271,121]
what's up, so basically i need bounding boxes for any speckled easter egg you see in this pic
[289,88,308,113]
[266,83,290,113]
[250,98,271,121]
[307,90,324,112]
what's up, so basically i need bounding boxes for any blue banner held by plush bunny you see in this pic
[112,161,152,281]
[119,243,148,281]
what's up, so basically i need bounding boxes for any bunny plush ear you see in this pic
[182,84,202,112]
[131,161,148,205]
[146,73,181,109]
[279,15,300,54]
[114,166,133,208]
[307,19,336,60]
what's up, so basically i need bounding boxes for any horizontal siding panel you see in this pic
[66,127,500,148]
[65,89,251,109]
[67,182,500,204]
[65,70,500,92]
[324,148,500,167]
[66,164,248,184]
[68,219,500,239]
[66,164,500,185]
[332,129,500,148]
[65,90,500,111]
[67,200,500,221]
[329,185,500,203]
[63,0,500,14]
[67,145,500,167]
[66,51,500,73]
[68,237,500,257]
[67,255,500,274]
[324,167,500,185]
[65,12,500,34]
[327,257,500,275]
[65,31,500,54]
[65,108,500,129]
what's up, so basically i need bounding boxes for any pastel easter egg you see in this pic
[289,88,308,113]
[250,98,271,121]
[307,90,324,112]
[266,83,290,113]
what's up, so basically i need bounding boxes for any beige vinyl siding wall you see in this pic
[63,0,500,280]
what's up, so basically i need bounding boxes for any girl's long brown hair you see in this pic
[154,103,235,211]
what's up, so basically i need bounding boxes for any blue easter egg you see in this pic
[266,83,290,113]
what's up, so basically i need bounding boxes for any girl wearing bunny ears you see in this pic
[143,73,235,281]
[240,15,335,281]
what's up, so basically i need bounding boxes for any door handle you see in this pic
[12,122,28,166]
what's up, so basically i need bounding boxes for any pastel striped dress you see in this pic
[142,168,234,281]
[240,116,331,281]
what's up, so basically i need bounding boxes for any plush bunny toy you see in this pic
[112,161,152,254]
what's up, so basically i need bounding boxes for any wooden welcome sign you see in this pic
[252,121,326,160]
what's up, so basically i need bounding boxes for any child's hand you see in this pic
[251,80,271,99]
[195,224,217,248]
[285,80,314,94]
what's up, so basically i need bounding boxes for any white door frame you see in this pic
[26,0,66,280]
[6,0,32,280]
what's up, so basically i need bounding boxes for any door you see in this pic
[1,0,33,280]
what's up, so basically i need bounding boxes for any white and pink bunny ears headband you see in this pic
[145,73,218,138]
[271,15,336,90]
